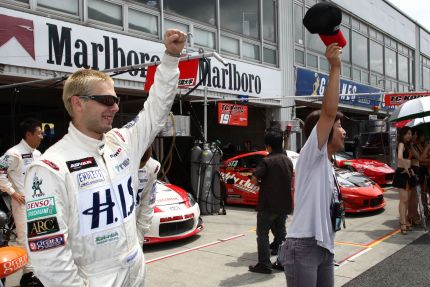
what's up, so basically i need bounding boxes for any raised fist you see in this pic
[164,29,187,56]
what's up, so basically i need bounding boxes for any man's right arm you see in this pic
[317,43,342,149]
[24,164,88,287]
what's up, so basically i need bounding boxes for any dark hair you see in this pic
[398,126,412,144]
[412,128,424,138]
[304,110,344,142]
[264,127,283,152]
[19,118,41,139]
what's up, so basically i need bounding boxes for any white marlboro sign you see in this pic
[0,7,281,98]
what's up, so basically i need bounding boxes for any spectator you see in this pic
[392,126,414,234]
[0,118,44,286]
[248,127,294,274]
[23,29,186,286]
[281,43,343,287]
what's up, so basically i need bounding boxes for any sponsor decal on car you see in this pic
[219,171,259,194]
[26,197,57,220]
[41,159,59,171]
[27,216,60,238]
[31,174,45,198]
[94,231,119,246]
[66,157,97,172]
[77,169,105,188]
[28,234,65,252]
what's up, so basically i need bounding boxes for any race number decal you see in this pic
[78,176,135,235]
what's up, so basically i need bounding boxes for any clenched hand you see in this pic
[164,29,187,56]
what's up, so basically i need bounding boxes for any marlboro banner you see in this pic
[218,102,248,127]
[384,92,430,106]
[144,58,199,91]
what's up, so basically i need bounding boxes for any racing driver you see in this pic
[23,29,186,286]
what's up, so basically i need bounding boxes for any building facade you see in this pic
[0,0,429,154]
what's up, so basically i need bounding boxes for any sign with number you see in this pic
[217,102,248,127]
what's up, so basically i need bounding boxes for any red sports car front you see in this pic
[336,168,385,213]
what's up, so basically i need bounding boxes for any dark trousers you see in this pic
[256,211,287,267]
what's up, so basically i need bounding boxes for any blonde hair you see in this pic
[62,69,114,117]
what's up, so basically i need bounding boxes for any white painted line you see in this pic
[146,234,245,264]
[336,247,372,268]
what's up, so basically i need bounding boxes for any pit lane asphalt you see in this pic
[5,188,426,287]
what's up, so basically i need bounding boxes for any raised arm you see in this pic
[317,43,342,149]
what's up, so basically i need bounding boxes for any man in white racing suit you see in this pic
[136,149,160,246]
[0,118,44,286]
[23,29,186,287]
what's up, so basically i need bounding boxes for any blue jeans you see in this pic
[256,211,287,268]
[282,237,334,287]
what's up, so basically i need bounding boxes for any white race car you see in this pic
[143,181,203,244]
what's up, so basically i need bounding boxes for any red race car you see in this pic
[220,151,385,213]
[335,167,385,213]
[334,151,395,185]
[219,150,297,206]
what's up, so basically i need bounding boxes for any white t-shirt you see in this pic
[287,126,336,254]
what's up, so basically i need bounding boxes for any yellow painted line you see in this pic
[249,228,256,232]
[367,229,401,248]
[335,241,368,247]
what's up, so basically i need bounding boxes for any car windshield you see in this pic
[337,171,373,187]
[335,151,353,161]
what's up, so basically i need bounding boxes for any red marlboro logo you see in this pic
[0,14,35,60]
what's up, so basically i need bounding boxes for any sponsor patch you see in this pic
[41,159,59,171]
[149,183,156,205]
[31,174,45,198]
[77,169,105,188]
[114,158,130,173]
[28,234,65,252]
[94,230,120,246]
[26,197,57,220]
[109,147,123,158]
[114,130,125,142]
[123,116,138,129]
[27,216,60,238]
[122,248,139,266]
[78,176,135,235]
[0,155,10,169]
[66,157,97,172]
[21,153,32,159]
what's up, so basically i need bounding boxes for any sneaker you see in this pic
[272,261,284,271]
[20,272,44,287]
[249,263,272,274]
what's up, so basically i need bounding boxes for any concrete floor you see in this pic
[4,187,426,286]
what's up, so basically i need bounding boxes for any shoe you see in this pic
[272,261,284,271]
[20,272,44,287]
[249,263,272,274]
[400,224,408,235]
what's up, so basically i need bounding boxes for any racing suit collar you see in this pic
[21,138,35,153]
[68,122,106,154]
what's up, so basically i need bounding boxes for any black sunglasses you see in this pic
[79,95,120,106]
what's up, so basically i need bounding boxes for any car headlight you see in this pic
[187,192,196,207]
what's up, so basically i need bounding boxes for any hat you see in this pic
[303,2,347,48]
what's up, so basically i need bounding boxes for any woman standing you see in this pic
[392,126,413,234]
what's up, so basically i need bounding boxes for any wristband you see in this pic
[164,50,181,58]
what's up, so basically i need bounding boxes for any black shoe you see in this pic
[272,261,284,271]
[20,272,44,287]
[249,263,272,274]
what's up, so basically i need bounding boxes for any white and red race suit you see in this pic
[23,54,179,287]
[136,157,160,246]
[0,139,41,273]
